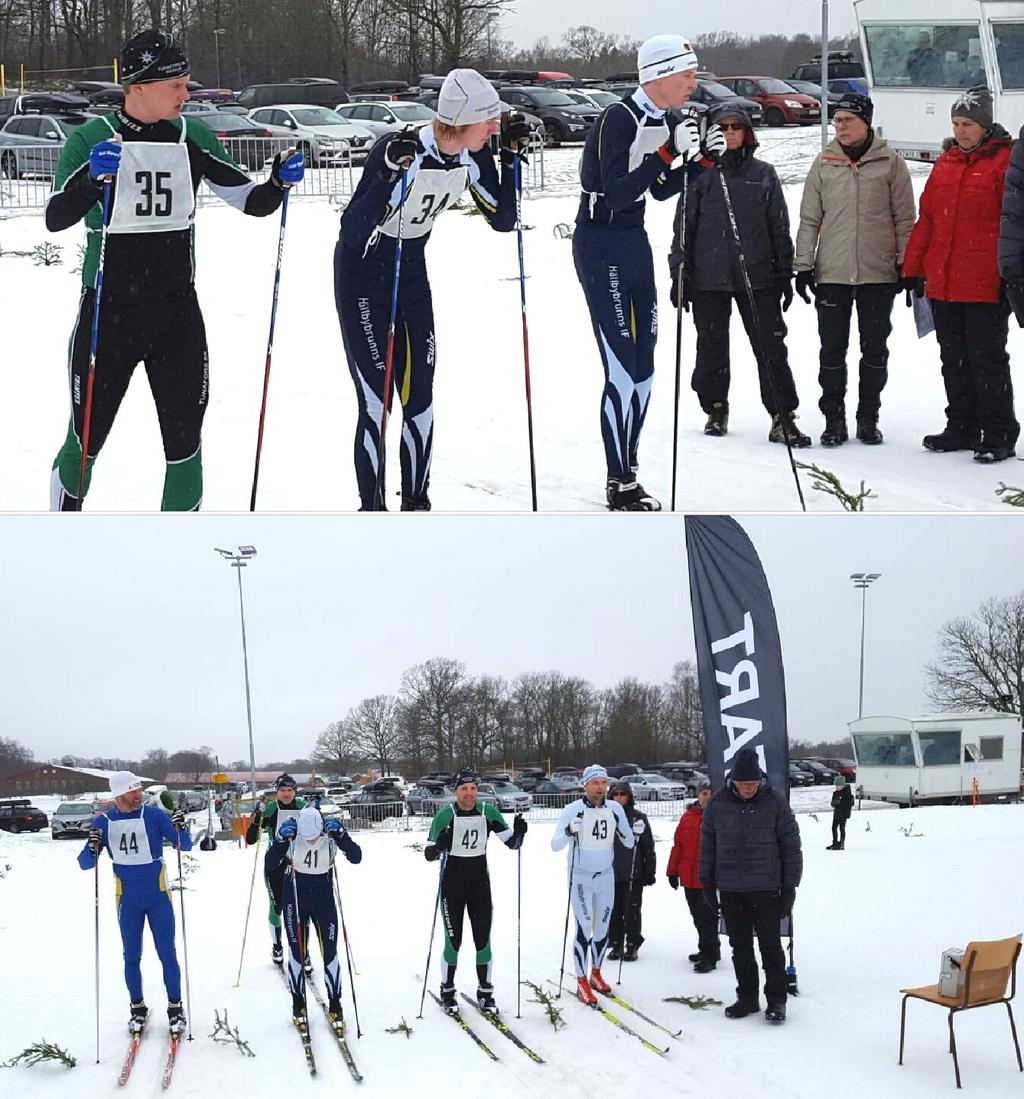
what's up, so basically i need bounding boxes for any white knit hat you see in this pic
[436,68,501,126]
[297,806,323,840]
[109,771,143,798]
[638,34,699,84]
[581,764,609,785]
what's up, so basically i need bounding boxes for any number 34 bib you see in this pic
[108,130,195,235]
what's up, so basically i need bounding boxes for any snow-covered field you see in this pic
[2,799,1022,1096]
[2,129,1019,513]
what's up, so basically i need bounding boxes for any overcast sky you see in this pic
[1,515,1020,766]
[503,1,858,50]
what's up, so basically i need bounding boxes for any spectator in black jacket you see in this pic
[669,103,809,446]
[827,775,855,850]
[607,781,656,962]
[699,747,803,1023]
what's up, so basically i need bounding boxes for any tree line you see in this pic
[0,7,859,93]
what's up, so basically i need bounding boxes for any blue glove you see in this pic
[272,150,305,187]
[89,140,121,181]
[324,817,342,835]
[277,817,297,840]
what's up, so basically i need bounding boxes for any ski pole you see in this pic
[617,839,640,985]
[513,149,538,511]
[717,170,806,511]
[373,167,410,511]
[234,819,262,987]
[249,182,291,511]
[94,854,100,1063]
[516,841,522,1019]
[331,862,362,1038]
[556,836,577,998]
[288,844,309,1019]
[417,850,447,1019]
[174,832,194,1041]
[76,163,117,509]
[670,169,689,512]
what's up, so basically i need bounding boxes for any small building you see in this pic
[0,765,152,798]
[849,712,1022,806]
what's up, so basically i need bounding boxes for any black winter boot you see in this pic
[607,943,623,961]
[769,413,811,447]
[974,441,1016,463]
[704,403,729,436]
[820,417,848,447]
[856,418,883,444]
[922,427,979,452]
[724,1000,760,1019]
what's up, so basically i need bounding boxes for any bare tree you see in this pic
[312,719,360,778]
[400,657,469,769]
[167,746,216,782]
[0,736,34,778]
[347,693,401,774]
[925,591,1024,718]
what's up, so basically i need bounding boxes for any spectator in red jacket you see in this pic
[902,86,1018,463]
[666,780,719,972]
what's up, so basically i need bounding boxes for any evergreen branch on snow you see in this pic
[794,462,876,511]
[405,841,424,852]
[552,222,573,239]
[996,483,1024,508]
[522,980,566,1031]
[898,822,924,838]
[663,995,723,1010]
[209,1010,255,1057]
[2,1039,77,1069]
[32,241,63,266]
[385,1017,414,1038]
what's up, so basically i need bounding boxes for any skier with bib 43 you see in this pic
[78,771,192,1037]
[551,764,641,1004]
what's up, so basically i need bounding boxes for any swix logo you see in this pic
[426,332,435,366]
[711,611,766,772]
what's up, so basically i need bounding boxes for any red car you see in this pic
[815,757,857,782]
[717,76,821,127]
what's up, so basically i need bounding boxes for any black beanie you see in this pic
[834,92,873,125]
[730,748,762,782]
[951,85,993,128]
[121,28,189,86]
[452,768,480,790]
[275,773,297,791]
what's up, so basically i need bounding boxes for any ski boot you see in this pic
[272,942,284,967]
[856,418,883,445]
[575,977,598,1006]
[400,493,432,511]
[704,403,729,437]
[724,1000,760,1019]
[439,984,458,1015]
[974,441,1016,463]
[768,413,812,447]
[477,985,499,1016]
[820,416,848,447]
[688,951,704,963]
[765,1003,787,1023]
[606,943,624,961]
[589,967,611,994]
[922,426,979,452]
[606,479,662,512]
[327,997,345,1031]
[623,944,639,962]
[693,957,717,973]
[291,994,308,1029]
[167,1000,186,1038]
[128,1001,148,1036]
[303,954,314,979]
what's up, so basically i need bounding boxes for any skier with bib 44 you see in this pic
[78,771,192,1036]
[45,28,304,511]
[551,764,641,1004]
[423,768,527,1015]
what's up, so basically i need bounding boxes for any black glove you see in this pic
[87,827,103,855]
[513,814,528,839]
[251,803,262,823]
[778,276,794,313]
[643,875,656,888]
[383,129,419,173]
[778,886,796,919]
[702,888,720,916]
[171,809,186,831]
[669,269,691,312]
[898,275,925,307]
[667,874,680,891]
[501,110,532,151]
[794,270,816,304]
[434,826,453,852]
[1005,278,1024,328]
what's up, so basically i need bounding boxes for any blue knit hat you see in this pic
[581,764,608,785]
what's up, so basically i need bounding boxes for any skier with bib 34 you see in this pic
[45,28,303,511]
[78,770,192,1036]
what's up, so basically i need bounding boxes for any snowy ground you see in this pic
[1,128,1019,512]
[2,799,1022,1096]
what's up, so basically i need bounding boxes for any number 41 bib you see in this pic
[108,127,195,235]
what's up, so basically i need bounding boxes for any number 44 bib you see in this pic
[108,817,154,865]
[108,129,195,235]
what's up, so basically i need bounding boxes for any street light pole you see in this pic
[216,546,258,797]
[850,572,881,719]
[214,28,226,89]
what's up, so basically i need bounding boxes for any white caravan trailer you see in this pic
[849,712,1022,805]
[855,0,1024,160]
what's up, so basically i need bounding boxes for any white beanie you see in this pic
[109,770,143,798]
[436,68,501,126]
[638,34,699,84]
[297,806,323,840]
[581,764,609,785]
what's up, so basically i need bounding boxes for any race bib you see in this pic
[108,818,154,865]
[292,833,331,875]
[450,813,488,858]
[578,806,616,851]
[108,134,195,235]
[379,166,468,240]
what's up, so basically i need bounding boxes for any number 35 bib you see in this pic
[108,129,195,235]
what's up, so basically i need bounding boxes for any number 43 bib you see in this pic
[108,129,195,235]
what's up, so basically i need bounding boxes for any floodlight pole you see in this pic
[850,572,881,719]
[216,547,258,797]
[821,0,830,151]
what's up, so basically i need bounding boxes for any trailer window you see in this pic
[852,733,916,766]
[863,24,984,88]
[979,736,1004,760]
[919,729,961,766]
[993,25,1024,89]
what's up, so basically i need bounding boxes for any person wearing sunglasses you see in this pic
[670,104,809,445]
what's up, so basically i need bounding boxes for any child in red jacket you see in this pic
[666,781,720,972]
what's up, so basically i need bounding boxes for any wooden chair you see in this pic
[899,934,1023,1088]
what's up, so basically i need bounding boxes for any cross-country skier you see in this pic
[423,768,527,1014]
[245,773,306,966]
[551,764,641,1004]
[269,806,362,1026]
[45,27,304,511]
[574,33,724,511]
[334,68,527,511]
[77,771,192,1036]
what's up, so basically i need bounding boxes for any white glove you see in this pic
[567,816,583,836]
[703,123,727,160]
[632,819,646,836]
[671,116,700,159]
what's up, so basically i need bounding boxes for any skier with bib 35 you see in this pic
[45,28,303,511]
[423,768,527,1014]
[78,770,192,1036]
[551,764,640,1004]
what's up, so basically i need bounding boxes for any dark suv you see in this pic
[496,85,597,145]
[791,53,865,84]
[0,799,48,833]
[236,81,348,110]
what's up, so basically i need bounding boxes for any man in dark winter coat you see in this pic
[700,747,803,1023]
[827,775,855,849]
[607,781,656,961]
[669,103,809,446]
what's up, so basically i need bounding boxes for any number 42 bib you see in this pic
[108,127,195,235]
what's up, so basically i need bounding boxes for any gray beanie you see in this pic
[951,85,993,128]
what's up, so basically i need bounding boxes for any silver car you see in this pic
[51,800,96,839]
[480,781,532,813]
[0,112,91,179]
[629,773,688,801]
[248,105,374,166]
[420,785,498,816]
[334,100,436,140]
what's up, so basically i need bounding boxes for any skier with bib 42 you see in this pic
[78,771,192,1036]
[423,768,527,1014]
[551,764,641,1004]
[335,69,527,511]
[45,28,304,511]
